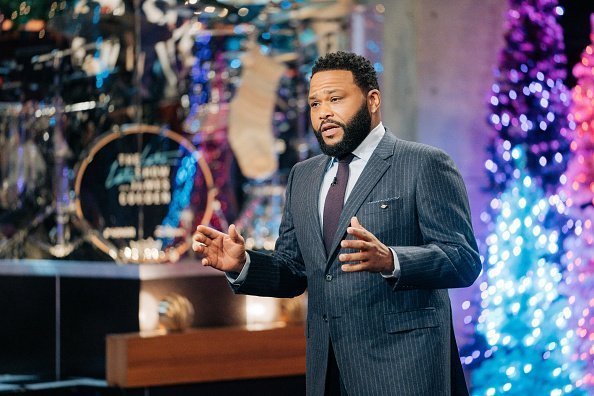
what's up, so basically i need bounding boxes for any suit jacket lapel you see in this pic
[325,132,396,266]
[305,155,330,259]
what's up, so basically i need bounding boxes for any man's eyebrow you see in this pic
[308,89,340,100]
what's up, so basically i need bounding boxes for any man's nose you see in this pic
[318,102,333,119]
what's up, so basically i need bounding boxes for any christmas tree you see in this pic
[473,149,581,394]
[559,14,594,391]
[473,0,585,394]
[485,0,571,194]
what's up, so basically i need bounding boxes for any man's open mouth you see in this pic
[321,122,341,136]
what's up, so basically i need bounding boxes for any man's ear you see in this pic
[367,89,381,114]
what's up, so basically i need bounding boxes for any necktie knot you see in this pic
[338,153,355,164]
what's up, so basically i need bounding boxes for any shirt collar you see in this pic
[327,122,386,168]
[352,122,385,163]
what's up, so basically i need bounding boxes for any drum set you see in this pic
[0,0,352,263]
[0,1,226,263]
[0,96,216,263]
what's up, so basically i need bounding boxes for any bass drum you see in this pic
[74,124,215,263]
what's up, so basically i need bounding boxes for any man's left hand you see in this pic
[339,217,394,273]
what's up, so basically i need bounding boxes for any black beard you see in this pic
[313,102,372,159]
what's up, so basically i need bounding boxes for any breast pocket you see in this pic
[359,196,401,214]
[357,196,402,236]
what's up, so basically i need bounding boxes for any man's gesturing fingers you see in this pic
[346,217,374,242]
[192,232,211,245]
[191,224,246,273]
[340,239,368,250]
[192,232,208,253]
[339,251,368,263]
[340,217,394,273]
[228,224,244,244]
[339,239,369,263]
[192,241,206,253]
[196,224,224,239]
[341,262,371,272]
[192,225,217,253]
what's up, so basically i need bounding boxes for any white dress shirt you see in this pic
[229,122,400,283]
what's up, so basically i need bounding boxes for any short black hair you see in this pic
[311,51,379,93]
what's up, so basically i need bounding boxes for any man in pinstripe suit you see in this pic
[193,52,481,395]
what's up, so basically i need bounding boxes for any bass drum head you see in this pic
[74,124,215,263]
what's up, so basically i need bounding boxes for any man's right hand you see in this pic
[192,224,247,273]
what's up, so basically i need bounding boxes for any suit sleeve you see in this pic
[391,148,481,290]
[230,166,307,298]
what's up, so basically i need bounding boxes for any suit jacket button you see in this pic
[322,314,328,322]
[325,274,333,282]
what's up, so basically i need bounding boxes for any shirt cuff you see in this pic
[225,252,251,285]
[381,247,401,279]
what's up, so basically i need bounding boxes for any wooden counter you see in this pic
[106,324,306,388]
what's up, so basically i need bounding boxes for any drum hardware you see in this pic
[0,205,54,259]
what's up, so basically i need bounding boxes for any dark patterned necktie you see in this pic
[323,153,355,255]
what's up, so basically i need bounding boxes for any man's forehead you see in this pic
[309,70,357,95]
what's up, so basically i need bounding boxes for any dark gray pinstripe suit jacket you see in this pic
[231,131,481,395]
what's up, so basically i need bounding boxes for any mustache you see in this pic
[318,119,346,132]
